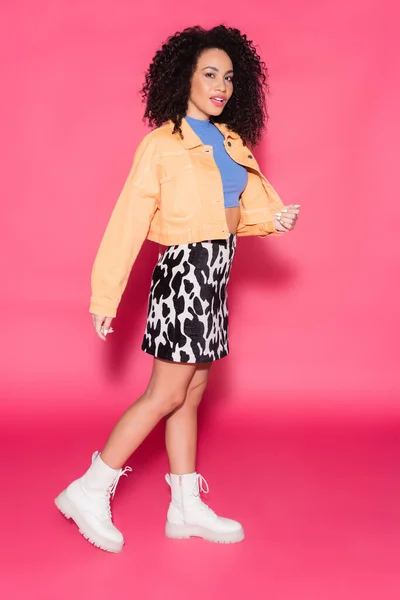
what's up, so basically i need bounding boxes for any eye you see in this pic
[225,76,233,82]
[205,72,215,78]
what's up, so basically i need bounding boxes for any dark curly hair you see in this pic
[140,25,269,147]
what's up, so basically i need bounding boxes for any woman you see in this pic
[54,25,300,553]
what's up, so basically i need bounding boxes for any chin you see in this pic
[208,107,225,117]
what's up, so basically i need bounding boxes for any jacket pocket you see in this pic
[160,164,202,220]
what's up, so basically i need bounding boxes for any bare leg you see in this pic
[100,358,197,469]
[165,362,212,474]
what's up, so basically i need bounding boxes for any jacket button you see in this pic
[248,154,253,159]
[227,141,232,147]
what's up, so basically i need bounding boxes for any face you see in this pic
[186,48,234,120]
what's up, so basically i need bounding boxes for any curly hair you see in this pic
[140,25,269,147]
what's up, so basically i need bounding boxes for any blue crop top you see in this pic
[185,116,248,208]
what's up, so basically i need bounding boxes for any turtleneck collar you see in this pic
[166,119,239,149]
[185,115,213,128]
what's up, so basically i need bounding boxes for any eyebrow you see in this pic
[202,66,234,74]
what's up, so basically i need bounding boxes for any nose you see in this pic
[215,77,227,93]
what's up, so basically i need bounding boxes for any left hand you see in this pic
[91,313,115,341]
[273,204,301,233]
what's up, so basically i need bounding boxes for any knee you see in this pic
[150,390,186,417]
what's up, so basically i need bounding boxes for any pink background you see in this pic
[1,1,400,599]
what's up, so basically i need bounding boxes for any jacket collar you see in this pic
[214,121,240,141]
[167,118,240,149]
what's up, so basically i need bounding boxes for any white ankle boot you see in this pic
[54,451,132,553]
[165,472,245,544]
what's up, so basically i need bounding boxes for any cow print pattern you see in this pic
[142,234,237,363]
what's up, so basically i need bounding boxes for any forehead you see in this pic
[196,48,233,71]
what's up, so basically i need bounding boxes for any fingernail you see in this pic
[104,329,108,335]
[282,209,288,212]
[295,204,301,207]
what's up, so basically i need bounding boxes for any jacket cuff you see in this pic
[258,219,285,238]
[89,302,117,318]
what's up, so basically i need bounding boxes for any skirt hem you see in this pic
[141,346,229,364]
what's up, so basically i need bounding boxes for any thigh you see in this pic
[188,361,212,394]
[145,357,198,401]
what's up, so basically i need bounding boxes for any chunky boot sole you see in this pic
[165,521,245,544]
[54,489,123,553]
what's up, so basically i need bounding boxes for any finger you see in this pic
[92,314,101,333]
[274,217,288,231]
[277,217,292,229]
[274,219,286,232]
[92,314,107,341]
[279,217,296,230]
[282,211,298,219]
[281,207,300,215]
[102,317,114,337]
[280,215,297,225]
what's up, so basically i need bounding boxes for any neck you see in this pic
[185,104,211,121]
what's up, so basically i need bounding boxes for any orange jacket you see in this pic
[90,118,285,317]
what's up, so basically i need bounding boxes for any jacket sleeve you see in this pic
[236,179,285,238]
[89,134,160,318]
[236,220,284,237]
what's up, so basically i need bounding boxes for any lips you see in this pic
[210,96,226,107]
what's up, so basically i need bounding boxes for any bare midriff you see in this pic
[225,207,241,235]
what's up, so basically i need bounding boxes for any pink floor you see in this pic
[2,409,400,600]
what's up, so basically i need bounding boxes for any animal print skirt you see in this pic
[141,234,237,363]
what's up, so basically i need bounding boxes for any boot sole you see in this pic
[165,522,245,544]
[54,489,123,553]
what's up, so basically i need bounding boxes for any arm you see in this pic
[89,135,160,318]
[236,170,286,238]
[236,219,284,237]
[237,207,300,238]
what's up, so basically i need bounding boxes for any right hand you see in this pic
[273,204,301,232]
[91,314,114,341]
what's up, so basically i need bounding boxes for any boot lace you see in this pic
[164,473,216,514]
[106,466,132,518]
[193,474,215,514]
